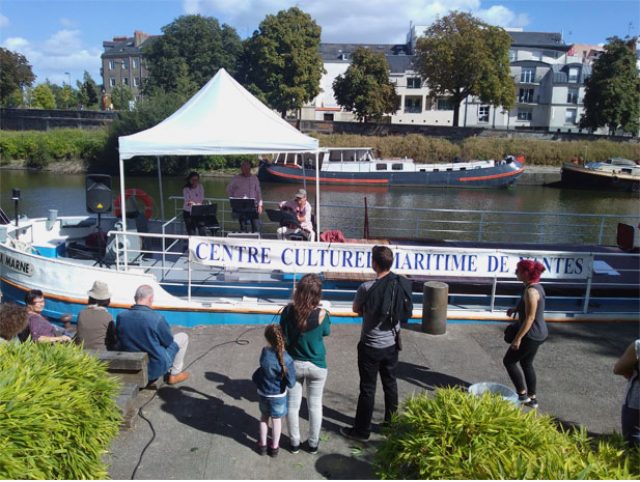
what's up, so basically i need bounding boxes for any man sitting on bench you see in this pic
[277,188,315,241]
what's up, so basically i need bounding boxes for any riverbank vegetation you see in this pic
[1,128,638,174]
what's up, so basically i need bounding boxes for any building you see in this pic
[305,26,600,133]
[100,31,157,103]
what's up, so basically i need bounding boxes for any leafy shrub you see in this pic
[0,342,122,479]
[375,388,640,480]
[25,137,52,169]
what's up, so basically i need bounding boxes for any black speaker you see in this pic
[86,174,112,214]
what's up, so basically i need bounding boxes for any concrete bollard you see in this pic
[422,281,449,335]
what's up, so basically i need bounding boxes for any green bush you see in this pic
[375,388,640,480]
[0,342,122,479]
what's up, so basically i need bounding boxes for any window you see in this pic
[520,67,535,83]
[392,163,403,171]
[531,50,542,61]
[567,88,578,104]
[109,60,115,70]
[132,58,138,69]
[437,98,452,110]
[122,77,129,85]
[517,109,532,121]
[508,49,517,62]
[109,78,116,87]
[407,77,421,89]
[565,108,577,124]
[404,96,422,113]
[568,67,579,82]
[376,163,387,171]
[133,77,140,87]
[122,59,129,70]
[518,88,535,103]
[478,105,490,123]
[323,113,334,121]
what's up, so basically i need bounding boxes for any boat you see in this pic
[258,148,525,188]
[561,157,640,193]
[1,70,637,327]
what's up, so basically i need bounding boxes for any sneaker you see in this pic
[340,426,370,441]
[167,371,190,385]
[517,393,531,404]
[268,446,279,458]
[257,444,267,456]
[306,442,319,455]
[525,397,539,409]
[290,442,300,454]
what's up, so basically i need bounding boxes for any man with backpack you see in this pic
[341,245,413,441]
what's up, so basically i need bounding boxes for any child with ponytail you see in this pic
[252,324,296,457]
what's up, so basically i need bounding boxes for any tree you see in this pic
[144,15,242,94]
[0,47,36,107]
[110,85,134,110]
[333,47,399,122]
[50,82,77,109]
[240,7,324,117]
[415,11,515,127]
[76,71,100,108]
[31,83,56,109]
[580,36,640,136]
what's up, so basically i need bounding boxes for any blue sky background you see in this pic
[1,0,638,86]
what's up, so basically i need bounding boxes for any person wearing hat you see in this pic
[277,189,315,242]
[76,281,117,350]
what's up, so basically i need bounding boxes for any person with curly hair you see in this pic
[504,259,549,408]
[0,303,29,342]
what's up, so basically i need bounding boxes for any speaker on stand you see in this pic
[85,175,112,264]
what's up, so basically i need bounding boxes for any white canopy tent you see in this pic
[117,68,322,235]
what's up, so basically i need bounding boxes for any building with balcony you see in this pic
[100,31,157,102]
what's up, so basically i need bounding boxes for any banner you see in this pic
[189,237,593,280]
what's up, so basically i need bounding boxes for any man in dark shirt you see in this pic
[116,285,190,385]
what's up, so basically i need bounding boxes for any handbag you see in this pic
[503,323,519,343]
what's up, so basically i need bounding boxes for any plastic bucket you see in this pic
[468,382,519,405]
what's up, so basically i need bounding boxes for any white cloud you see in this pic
[182,0,529,42]
[60,17,76,28]
[0,14,9,28]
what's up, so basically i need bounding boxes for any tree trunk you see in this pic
[452,99,462,127]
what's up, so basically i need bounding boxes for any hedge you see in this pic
[375,388,640,480]
[0,342,122,479]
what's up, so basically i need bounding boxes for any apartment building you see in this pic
[100,31,156,102]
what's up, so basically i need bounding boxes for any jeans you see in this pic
[287,360,328,447]
[503,337,542,395]
[354,342,398,437]
[622,404,640,447]
[259,394,288,418]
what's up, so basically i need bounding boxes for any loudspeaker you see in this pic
[86,174,112,214]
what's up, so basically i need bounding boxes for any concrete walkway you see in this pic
[107,321,636,480]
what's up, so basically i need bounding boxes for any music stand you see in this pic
[191,204,220,236]
[229,197,259,233]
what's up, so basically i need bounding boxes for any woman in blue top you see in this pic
[280,274,331,454]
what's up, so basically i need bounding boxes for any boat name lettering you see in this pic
[188,238,593,279]
[0,252,34,276]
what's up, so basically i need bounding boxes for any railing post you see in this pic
[597,217,606,245]
[188,250,192,302]
[161,224,166,279]
[490,276,498,312]
[115,232,121,271]
[478,212,485,242]
[582,275,593,314]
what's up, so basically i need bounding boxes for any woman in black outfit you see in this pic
[504,259,548,408]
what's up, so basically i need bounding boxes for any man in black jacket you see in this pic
[341,245,412,441]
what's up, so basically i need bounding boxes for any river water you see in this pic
[1,170,638,244]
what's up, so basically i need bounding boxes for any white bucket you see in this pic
[468,382,519,405]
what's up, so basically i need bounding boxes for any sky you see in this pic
[0,0,638,86]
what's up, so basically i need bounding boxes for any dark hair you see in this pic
[184,171,200,188]
[264,324,287,379]
[516,259,546,284]
[0,303,29,340]
[291,274,323,332]
[88,296,110,307]
[371,245,393,272]
[25,289,44,306]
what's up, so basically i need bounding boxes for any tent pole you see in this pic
[118,156,128,270]
[156,156,165,221]
[315,150,320,236]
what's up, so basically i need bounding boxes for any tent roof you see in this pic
[118,69,319,160]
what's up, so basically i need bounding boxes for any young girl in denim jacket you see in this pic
[252,324,296,457]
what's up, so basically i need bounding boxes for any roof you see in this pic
[550,63,591,84]
[508,31,569,50]
[102,33,158,58]
[118,69,318,160]
[320,43,410,62]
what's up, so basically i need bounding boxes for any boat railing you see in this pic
[167,196,639,247]
[105,228,639,317]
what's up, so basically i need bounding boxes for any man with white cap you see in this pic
[76,280,117,350]
[277,188,315,241]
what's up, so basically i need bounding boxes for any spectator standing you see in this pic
[503,259,549,408]
[280,273,330,454]
[76,281,117,350]
[116,285,189,385]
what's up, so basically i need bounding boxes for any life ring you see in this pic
[114,188,154,219]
